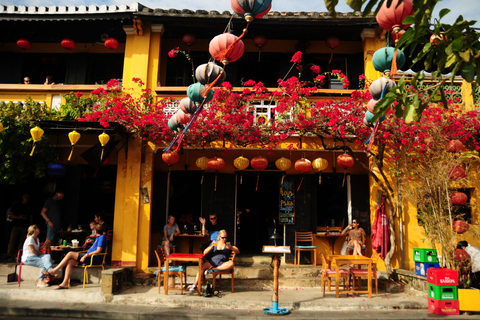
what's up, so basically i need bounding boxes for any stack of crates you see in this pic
[413,248,439,276]
[427,268,460,315]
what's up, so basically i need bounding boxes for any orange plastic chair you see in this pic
[154,247,186,294]
[320,253,349,297]
[294,232,317,266]
[212,251,236,292]
[350,251,379,297]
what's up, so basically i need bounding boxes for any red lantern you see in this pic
[182,33,196,46]
[455,248,470,262]
[448,167,466,180]
[446,140,464,153]
[61,38,76,50]
[450,192,468,205]
[452,220,470,234]
[105,38,119,50]
[326,36,340,49]
[294,158,312,173]
[376,0,414,35]
[209,33,245,65]
[208,156,225,171]
[337,153,354,170]
[251,156,268,171]
[17,39,32,50]
[253,35,267,62]
[162,151,180,165]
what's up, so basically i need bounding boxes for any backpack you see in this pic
[202,281,222,298]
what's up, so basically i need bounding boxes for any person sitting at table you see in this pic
[83,220,97,249]
[94,213,110,235]
[199,213,222,252]
[46,224,106,289]
[189,229,239,292]
[21,225,55,288]
[341,219,366,256]
[161,215,180,256]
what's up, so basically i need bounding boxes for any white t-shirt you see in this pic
[465,244,480,273]
[21,236,39,263]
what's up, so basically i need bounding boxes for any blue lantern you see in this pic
[187,82,214,104]
[372,47,406,73]
[231,0,272,22]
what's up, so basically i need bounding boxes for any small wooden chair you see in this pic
[294,231,317,266]
[350,251,379,297]
[320,253,349,296]
[154,247,186,293]
[212,251,236,292]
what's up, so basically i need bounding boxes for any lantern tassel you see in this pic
[201,172,204,184]
[68,146,75,161]
[200,68,225,98]
[258,48,262,63]
[214,173,217,192]
[318,172,322,185]
[167,169,171,185]
[297,175,304,192]
[342,171,346,187]
[256,172,260,191]
[390,48,398,77]
[29,143,36,157]
[100,148,104,162]
[240,173,243,185]
[281,173,285,185]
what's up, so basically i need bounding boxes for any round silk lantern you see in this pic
[67,130,81,161]
[47,162,67,178]
[369,77,396,100]
[162,151,180,165]
[294,158,312,173]
[196,156,209,170]
[363,116,374,128]
[326,36,340,49]
[450,192,468,205]
[182,33,196,46]
[230,0,272,22]
[452,220,470,234]
[376,0,413,42]
[98,132,110,162]
[337,152,354,187]
[175,109,191,125]
[373,47,406,74]
[104,37,119,50]
[448,167,466,180]
[365,111,375,123]
[209,33,245,65]
[29,126,44,156]
[251,155,268,191]
[367,99,378,113]
[17,39,32,50]
[187,82,214,104]
[312,157,328,184]
[61,38,76,50]
[458,150,480,164]
[455,248,470,262]
[179,97,197,114]
[208,156,225,191]
[446,140,464,153]
[195,63,226,85]
[234,156,249,171]
[168,114,180,131]
[275,157,291,171]
[254,35,267,62]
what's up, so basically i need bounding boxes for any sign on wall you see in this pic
[279,176,295,224]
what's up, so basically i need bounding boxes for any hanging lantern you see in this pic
[369,77,397,100]
[337,152,354,187]
[29,126,44,156]
[312,157,328,184]
[251,155,268,191]
[450,192,468,205]
[452,220,470,234]
[196,156,209,170]
[448,167,466,180]
[104,37,119,50]
[175,109,192,125]
[376,0,414,44]
[372,47,406,75]
[208,156,225,191]
[98,132,110,162]
[209,33,245,66]
[168,114,181,132]
[234,156,249,184]
[230,0,272,22]
[182,33,196,46]
[17,39,32,50]
[162,151,180,166]
[67,130,81,161]
[179,97,198,114]
[455,248,470,262]
[275,157,291,184]
[366,99,378,113]
[446,140,464,153]
[195,63,226,85]
[326,36,340,65]
[294,158,312,191]
[187,82,214,104]
[253,35,267,62]
[47,162,67,178]
[61,38,76,50]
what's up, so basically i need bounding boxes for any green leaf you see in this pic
[445,54,457,68]
[363,0,380,17]
[395,101,404,118]
[445,43,453,55]
[403,16,415,25]
[439,8,450,20]
[461,62,475,82]
[458,49,472,62]
[451,37,464,51]
[345,0,362,11]
[324,0,339,17]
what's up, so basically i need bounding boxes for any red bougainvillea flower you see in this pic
[168,47,179,58]
[291,51,302,64]
[310,65,321,74]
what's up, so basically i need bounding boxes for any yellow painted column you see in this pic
[361,28,386,81]
[461,80,474,111]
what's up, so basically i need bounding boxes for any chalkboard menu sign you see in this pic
[279,176,295,224]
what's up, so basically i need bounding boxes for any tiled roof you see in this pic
[0,2,142,15]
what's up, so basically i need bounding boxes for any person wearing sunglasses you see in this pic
[341,219,366,256]
[199,213,222,252]
[189,229,239,291]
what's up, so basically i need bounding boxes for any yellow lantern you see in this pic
[234,156,250,184]
[67,130,81,161]
[29,126,44,156]
[275,157,291,184]
[196,156,209,184]
[98,132,110,161]
[0,122,3,133]
[312,157,328,184]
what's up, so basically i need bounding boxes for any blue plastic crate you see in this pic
[415,262,440,276]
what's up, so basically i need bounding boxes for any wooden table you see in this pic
[315,233,346,255]
[165,253,204,296]
[329,255,372,298]
[176,234,207,253]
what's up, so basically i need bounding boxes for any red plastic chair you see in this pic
[17,243,50,287]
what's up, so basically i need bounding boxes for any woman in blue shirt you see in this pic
[46,224,106,289]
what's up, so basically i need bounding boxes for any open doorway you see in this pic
[236,172,280,254]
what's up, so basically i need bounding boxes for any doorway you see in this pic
[236,172,280,254]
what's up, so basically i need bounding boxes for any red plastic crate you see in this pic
[427,268,458,286]
[428,298,460,315]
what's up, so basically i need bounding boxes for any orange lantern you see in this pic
[295,158,311,191]
[162,151,180,166]
[337,152,354,187]
[452,220,470,234]
[208,156,225,191]
[448,167,466,180]
[104,37,119,50]
[446,140,464,153]
[251,155,268,191]
[275,157,291,184]
[450,192,468,205]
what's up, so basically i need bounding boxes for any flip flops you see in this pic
[53,286,68,290]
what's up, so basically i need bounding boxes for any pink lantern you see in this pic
[209,33,245,65]
[376,0,414,34]
[17,39,32,50]
[179,97,197,114]
[450,192,468,205]
[446,140,464,153]
[105,38,119,50]
[367,99,378,113]
[175,109,192,125]
[61,38,75,50]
